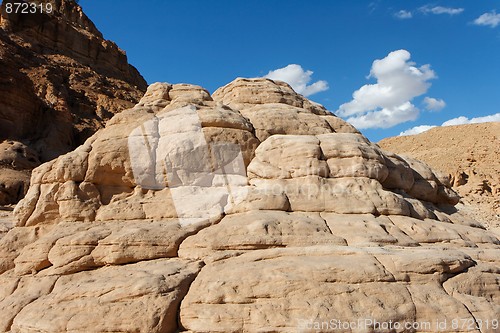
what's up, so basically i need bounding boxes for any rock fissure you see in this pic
[7,275,60,332]
[442,279,483,333]
[403,285,419,326]
[176,260,206,332]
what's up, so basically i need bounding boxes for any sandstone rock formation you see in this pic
[0,78,499,332]
[379,122,500,235]
[0,0,147,204]
[0,209,13,240]
[0,141,40,205]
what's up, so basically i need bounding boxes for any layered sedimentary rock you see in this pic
[0,0,147,204]
[0,141,40,205]
[0,78,499,332]
[379,122,500,234]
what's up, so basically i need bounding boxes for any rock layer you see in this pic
[0,78,499,333]
[379,122,500,234]
[0,0,147,204]
[0,141,40,205]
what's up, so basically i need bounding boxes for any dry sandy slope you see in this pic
[379,122,500,233]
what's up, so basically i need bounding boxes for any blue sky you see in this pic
[79,0,500,142]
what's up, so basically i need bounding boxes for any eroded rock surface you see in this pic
[0,0,147,204]
[379,122,500,235]
[0,78,499,333]
[0,141,40,205]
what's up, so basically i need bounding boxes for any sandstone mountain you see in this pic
[379,122,500,235]
[0,78,498,332]
[0,0,147,205]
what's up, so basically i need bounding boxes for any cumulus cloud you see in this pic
[473,11,500,28]
[336,49,437,129]
[442,113,500,126]
[399,113,500,136]
[394,10,412,19]
[347,102,420,129]
[264,64,329,97]
[399,125,436,136]
[419,5,464,15]
[423,97,446,111]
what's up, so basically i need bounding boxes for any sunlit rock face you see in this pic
[0,0,147,205]
[0,78,498,333]
[379,121,500,236]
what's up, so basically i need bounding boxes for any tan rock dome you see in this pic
[0,78,498,332]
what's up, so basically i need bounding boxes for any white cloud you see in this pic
[336,49,436,129]
[473,11,500,28]
[423,97,446,111]
[264,64,329,97]
[399,113,500,136]
[442,113,500,126]
[368,1,379,15]
[419,5,464,15]
[394,10,412,19]
[347,102,420,129]
[399,125,436,136]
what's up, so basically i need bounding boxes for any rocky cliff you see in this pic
[0,78,498,332]
[0,0,147,205]
[379,122,500,234]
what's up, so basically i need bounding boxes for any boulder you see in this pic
[0,141,40,205]
[1,78,498,333]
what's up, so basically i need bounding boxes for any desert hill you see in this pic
[0,0,147,205]
[0,78,498,332]
[379,122,500,233]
